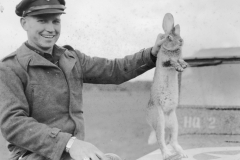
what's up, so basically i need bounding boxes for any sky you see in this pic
[0,0,240,80]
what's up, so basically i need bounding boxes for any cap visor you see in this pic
[26,9,65,16]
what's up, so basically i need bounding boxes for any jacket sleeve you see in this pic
[76,47,156,84]
[0,64,72,160]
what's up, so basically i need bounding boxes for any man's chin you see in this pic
[40,42,56,49]
[39,45,54,52]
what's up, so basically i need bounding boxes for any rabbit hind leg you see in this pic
[166,110,188,158]
[146,105,173,159]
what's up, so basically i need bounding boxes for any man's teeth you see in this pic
[41,35,54,38]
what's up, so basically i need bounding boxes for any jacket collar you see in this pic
[15,43,76,73]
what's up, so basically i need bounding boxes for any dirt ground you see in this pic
[83,91,240,160]
[0,91,239,160]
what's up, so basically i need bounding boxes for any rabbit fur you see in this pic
[146,13,188,160]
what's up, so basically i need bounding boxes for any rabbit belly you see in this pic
[152,71,178,113]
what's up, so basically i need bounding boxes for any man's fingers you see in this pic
[158,33,165,40]
[82,156,90,160]
[154,33,166,51]
[96,151,107,160]
[158,36,166,45]
[89,154,102,160]
[79,153,104,160]
[69,139,106,160]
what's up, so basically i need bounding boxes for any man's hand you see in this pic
[69,139,107,160]
[151,33,166,57]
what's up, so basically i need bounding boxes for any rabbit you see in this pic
[146,13,188,160]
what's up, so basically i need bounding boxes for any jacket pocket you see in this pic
[29,83,50,118]
[8,145,26,160]
[21,152,46,160]
[18,150,31,160]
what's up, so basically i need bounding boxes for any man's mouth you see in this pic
[41,35,55,39]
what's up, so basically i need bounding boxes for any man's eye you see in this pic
[38,20,45,23]
[54,20,60,24]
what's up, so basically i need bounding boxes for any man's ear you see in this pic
[20,17,28,31]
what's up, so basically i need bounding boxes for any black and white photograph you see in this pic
[0,0,240,160]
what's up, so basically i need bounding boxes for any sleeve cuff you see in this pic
[141,47,156,66]
[51,131,72,160]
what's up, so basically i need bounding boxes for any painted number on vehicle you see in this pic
[183,116,201,128]
[207,117,216,129]
[183,116,216,129]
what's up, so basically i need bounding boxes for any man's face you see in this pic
[21,14,61,52]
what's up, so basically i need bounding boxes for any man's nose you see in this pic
[45,23,55,32]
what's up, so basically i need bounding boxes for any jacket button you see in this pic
[50,128,60,138]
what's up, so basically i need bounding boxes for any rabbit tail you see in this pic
[148,130,157,145]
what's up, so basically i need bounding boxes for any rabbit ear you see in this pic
[174,24,180,36]
[162,13,174,34]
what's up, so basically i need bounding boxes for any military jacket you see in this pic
[0,44,155,160]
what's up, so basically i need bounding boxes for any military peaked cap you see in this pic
[16,0,66,17]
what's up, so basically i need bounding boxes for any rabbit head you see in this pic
[161,13,183,51]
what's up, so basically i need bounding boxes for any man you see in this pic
[0,0,166,160]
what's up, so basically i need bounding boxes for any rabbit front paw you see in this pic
[174,64,184,72]
[178,59,188,69]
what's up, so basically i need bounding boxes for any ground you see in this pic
[0,91,239,160]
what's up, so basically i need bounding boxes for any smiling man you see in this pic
[0,0,165,160]
[21,14,61,53]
